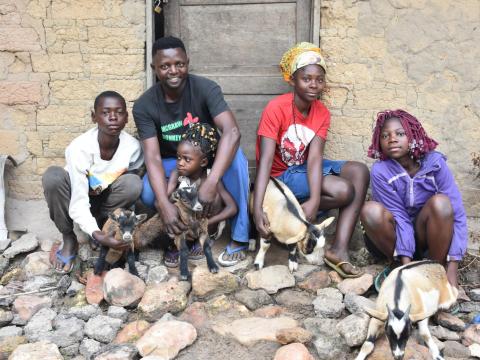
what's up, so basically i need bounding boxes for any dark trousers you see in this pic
[42,166,142,235]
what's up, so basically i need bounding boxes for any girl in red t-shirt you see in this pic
[253,42,370,278]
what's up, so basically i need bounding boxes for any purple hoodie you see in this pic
[371,151,467,261]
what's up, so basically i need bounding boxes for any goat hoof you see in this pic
[288,260,298,273]
[180,274,190,281]
[254,263,262,270]
[209,266,219,274]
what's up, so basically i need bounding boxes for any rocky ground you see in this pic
[1,228,480,360]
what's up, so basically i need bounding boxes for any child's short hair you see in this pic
[181,123,219,167]
[152,36,186,57]
[94,91,126,111]
[368,109,438,161]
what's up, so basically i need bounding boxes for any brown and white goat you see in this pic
[251,177,335,272]
[356,260,458,360]
[95,208,147,276]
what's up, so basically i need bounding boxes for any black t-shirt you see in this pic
[132,74,229,158]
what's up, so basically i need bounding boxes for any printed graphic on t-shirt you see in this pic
[161,113,200,142]
[87,168,126,195]
[280,124,315,166]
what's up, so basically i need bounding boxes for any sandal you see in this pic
[217,242,248,267]
[164,247,179,268]
[324,257,364,279]
[374,266,391,292]
[188,241,205,260]
[53,249,76,274]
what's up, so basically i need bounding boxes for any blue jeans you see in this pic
[276,159,346,203]
[141,149,250,243]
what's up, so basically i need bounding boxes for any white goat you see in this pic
[356,260,458,360]
[251,177,334,272]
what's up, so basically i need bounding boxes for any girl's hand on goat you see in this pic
[198,178,217,217]
[254,209,271,239]
[92,230,130,251]
[158,201,187,235]
[301,199,320,223]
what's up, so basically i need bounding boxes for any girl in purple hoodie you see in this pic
[360,109,467,288]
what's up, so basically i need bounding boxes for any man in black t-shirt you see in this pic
[133,36,250,267]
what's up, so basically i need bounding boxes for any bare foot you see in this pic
[324,247,362,277]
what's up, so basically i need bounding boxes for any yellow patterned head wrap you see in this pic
[279,42,326,82]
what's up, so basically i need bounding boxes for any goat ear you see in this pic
[364,307,387,321]
[317,216,335,230]
[135,213,148,223]
[108,212,119,221]
[129,204,136,212]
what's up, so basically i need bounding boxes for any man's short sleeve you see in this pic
[132,93,158,141]
[204,82,229,119]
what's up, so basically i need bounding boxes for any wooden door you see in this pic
[163,0,314,166]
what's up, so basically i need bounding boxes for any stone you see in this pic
[191,267,240,298]
[113,320,151,344]
[2,233,39,258]
[214,317,298,346]
[462,324,480,346]
[435,311,466,332]
[103,268,146,306]
[146,265,169,285]
[297,270,331,292]
[303,318,349,360]
[0,238,11,251]
[234,288,273,310]
[469,343,480,358]
[59,343,79,358]
[138,248,164,268]
[460,302,480,313]
[469,288,480,301]
[443,340,470,358]
[179,301,209,328]
[13,295,52,321]
[0,257,8,276]
[138,279,190,321]
[107,305,128,321]
[0,81,43,105]
[336,313,370,347]
[0,28,41,52]
[429,325,460,341]
[79,338,102,359]
[246,265,296,294]
[66,280,85,297]
[0,336,27,357]
[343,293,376,314]
[23,251,53,277]
[274,343,315,360]
[66,304,101,321]
[41,315,85,348]
[275,289,315,316]
[92,343,138,360]
[84,315,123,343]
[85,270,106,305]
[254,305,287,318]
[136,320,197,358]
[9,341,63,360]
[22,275,56,292]
[0,308,13,326]
[0,325,22,340]
[293,264,318,282]
[313,288,345,318]
[337,273,374,295]
[24,308,56,341]
[276,327,313,345]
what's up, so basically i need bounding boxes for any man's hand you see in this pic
[254,208,271,239]
[301,199,319,223]
[156,200,186,235]
[92,231,130,251]
[198,178,217,217]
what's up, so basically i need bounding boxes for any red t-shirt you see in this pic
[256,92,330,177]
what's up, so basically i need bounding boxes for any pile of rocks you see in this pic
[1,232,480,360]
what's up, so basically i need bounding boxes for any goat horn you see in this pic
[364,307,387,321]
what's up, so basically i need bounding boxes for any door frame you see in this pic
[145,0,321,89]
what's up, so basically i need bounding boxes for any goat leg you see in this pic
[126,249,139,277]
[287,243,298,272]
[202,234,218,274]
[177,235,190,281]
[254,238,271,270]
[94,246,109,275]
[418,318,444,360]
[355,317,384,360]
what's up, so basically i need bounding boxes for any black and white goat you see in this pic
[251,177,335,272]
[356,260,458,360]
[95,207,147,276]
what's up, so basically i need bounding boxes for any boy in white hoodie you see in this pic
[42,91,144,273]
